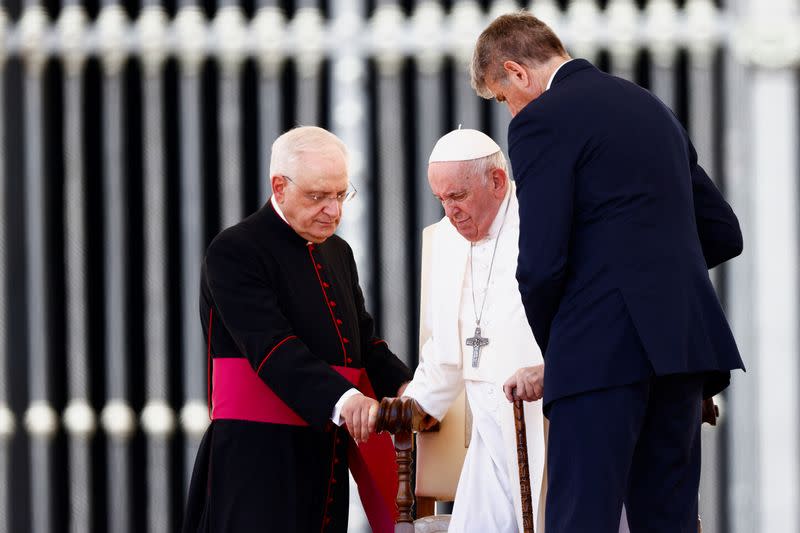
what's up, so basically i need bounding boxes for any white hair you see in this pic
[458,149,509,185]
[269,126,349,178]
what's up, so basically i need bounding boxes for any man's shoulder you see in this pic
[208,220,257,254]
[205,213,281,272]
[325,233,353,257]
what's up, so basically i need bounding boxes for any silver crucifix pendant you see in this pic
[466,326,489,368]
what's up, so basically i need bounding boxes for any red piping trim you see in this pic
[256,335,298,374]
[372,339,387,346]
[320,428,338,532]
[307,245,348,366]
[207,309,214,420]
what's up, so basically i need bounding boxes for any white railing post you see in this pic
[18,4,55,533]
[58,2,97,532]
[214,3,247,227]
[174,0,211,489]
[726,1,800,532]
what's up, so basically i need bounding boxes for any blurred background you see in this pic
[0,0,797,531]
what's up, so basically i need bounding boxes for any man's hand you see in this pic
[341,393,379,443]
[503,364,545,402]
[701,397,719,426]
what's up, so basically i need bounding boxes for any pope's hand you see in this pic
[341,394,379,443]
[503,364,545,402]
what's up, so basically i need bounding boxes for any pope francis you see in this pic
[402,128,629,532]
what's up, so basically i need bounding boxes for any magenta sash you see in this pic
[211,358,398,533]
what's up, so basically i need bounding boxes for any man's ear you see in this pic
[271,175,286,202]
[503,60,530,88]
[491,168,508,197]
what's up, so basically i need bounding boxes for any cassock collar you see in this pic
[474,184,513,245]
[264,197,312,245]
[550,58,595,88]
[270,195,289,224]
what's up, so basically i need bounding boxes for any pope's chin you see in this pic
[453,221,476,241]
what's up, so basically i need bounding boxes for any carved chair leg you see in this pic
[395,431,415,526]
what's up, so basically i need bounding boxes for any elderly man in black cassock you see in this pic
[182,126,413,533]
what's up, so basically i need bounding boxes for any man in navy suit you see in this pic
[471,13,744,533]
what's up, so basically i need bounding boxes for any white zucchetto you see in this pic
[428,128,502,163]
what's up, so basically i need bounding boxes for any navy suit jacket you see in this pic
[509,59,745,406]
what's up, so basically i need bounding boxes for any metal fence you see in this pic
[0,0,798,531]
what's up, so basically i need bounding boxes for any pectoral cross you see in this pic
[466,326,489,368]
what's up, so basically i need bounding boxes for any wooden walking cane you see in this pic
[514,399,535,533]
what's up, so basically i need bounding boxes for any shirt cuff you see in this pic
[331,388,361,426]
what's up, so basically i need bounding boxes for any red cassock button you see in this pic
[336,319,342,325]
[342,338,349,344]
[346,358,353,364]
[316,263,323,270]
[329,301,337,307]
[323,282,330,288]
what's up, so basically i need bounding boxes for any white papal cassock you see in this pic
[403,182,630,533]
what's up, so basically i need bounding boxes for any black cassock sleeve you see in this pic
[346,246,412,399]
[205,232,354,429]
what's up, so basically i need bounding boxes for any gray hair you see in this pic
[471,11,567,99]
[459,150,509,185]
[269,126,349,178]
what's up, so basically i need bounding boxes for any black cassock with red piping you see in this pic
[182,202,412,533]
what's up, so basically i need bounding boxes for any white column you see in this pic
[58,4,97,533]
[333,0,371,302]
[606,0,638,80]
[18,5,56,533]
[751,68,799,533]
[174,2,211,488]
[214,5,247,228]
[726,1,800,531]
[373,1,411,361]
[253,6,286,202]
[292,7,324,126]
[138,6,175,533]
[450,0,483,129]
[646,0,678,111]
[413,0,446,233]
[97,5,136,533]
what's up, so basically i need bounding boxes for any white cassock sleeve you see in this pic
[402,337,464,422]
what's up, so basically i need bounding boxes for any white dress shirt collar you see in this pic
[546,58,575,91]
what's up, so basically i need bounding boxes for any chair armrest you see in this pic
[376,397,439,434]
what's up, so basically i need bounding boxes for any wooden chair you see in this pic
[375,393,463,533]
[377,394,535,533]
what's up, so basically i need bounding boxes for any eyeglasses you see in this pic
[281,175,358,204]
